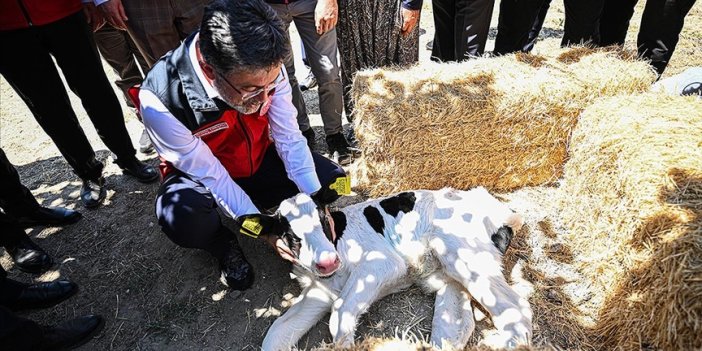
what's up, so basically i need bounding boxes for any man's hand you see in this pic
[401,8,420,37]
[263,235,296,263]
[98,0,128,30]
[83,2,106,32]
[315,0,338,35]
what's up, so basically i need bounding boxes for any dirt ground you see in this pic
[1,1,700,350]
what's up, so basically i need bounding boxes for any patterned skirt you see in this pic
[337,0,421,116]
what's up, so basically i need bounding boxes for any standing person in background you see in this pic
[93,22,154,153]
[265,0,360,165]
[336,0,422,116]
[599,0,698,75]
[92,0,211,67]
[0,0,159,209]
[430,0,494,61]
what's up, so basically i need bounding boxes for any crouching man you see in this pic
[140,0,346,290]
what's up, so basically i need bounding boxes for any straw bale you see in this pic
[558,93,702,350]
[350,47,656,197]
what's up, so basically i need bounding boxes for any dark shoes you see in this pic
[15,206,82,228]
[116,157,159,183]
[5,280,78,311]
[80,177,106,209]
[326,132,362,166]
[6,236,53,273]
[219,240,254,291]
[302,128,316,148]
[39,314,104,351]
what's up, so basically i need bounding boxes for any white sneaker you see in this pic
[139,128,154,154]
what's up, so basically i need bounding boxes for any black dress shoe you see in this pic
[302,127,316,147]
[7,280,78,311]
[6,236,53,273]
[326,132,362,166]
[219,240,254,290]
[15,206,82,228]
[80,177,106,209]
[117,157,159,183]
[39,314,104,351]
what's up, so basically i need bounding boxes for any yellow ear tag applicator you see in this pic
[240,217,263,238]
[329,175,351,196]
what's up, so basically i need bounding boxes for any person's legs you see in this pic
[156,173,233,260]
[523,0,551,52]
[561,0,605,47]
[235,147,346,210]
[637,0,697,75]
[93,23,145,107]
[156,172,253,289]
[290,0,344,137]
[0,26,104,182]
[431,0,457,61]
[122,1,180,66]
[45,12,137,165]
[494,0,548,55]
[268,3,312,134]
[454,0,495,59]
[0,149,40,217]
[599,0,639,46]
[173,0,209,41]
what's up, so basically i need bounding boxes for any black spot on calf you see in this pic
[330,211,347,245]
[491,226,514,255]
[363,206,385,236]
[379,192,416,217]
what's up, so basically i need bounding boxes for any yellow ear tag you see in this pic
[329,175,351,196]
[241,217,263,238]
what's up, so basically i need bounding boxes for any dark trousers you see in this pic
[0,148,39,248]
[600,0,697,75]
[431,0,495,61]
[0,265,42,351]
[561,0,605,46]
[494,0,552,54]
[94,23,149,108]
[0,12,136,182]
[155,148,346,260]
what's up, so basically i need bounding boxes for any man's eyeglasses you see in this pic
[216,69,285,102]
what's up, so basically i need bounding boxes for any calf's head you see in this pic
[277,193,341,277]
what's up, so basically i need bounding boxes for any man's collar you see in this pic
[175,32,220,112]
[188,33,219,100]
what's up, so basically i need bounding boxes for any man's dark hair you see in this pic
[199,0,288,73]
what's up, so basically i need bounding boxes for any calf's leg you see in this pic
[430,280,475,350]
[262,285,333,351]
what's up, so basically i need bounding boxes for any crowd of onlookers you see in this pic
[0,0,697,349]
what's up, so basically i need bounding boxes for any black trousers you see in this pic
[561,0,605,47]
[0,263,43,351]
[494,0,551,54]
[0,148,40,248]
[431,0,495,61]
[600,0,697,75]
[0,12,136,182]
[155,148,346,260]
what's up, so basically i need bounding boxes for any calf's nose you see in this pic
[315,252,341,275]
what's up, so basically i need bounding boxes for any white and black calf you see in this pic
[262,187,532,350]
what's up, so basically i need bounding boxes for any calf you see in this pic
[262,187,532,350]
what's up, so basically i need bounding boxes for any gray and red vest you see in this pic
[139,33,272,180]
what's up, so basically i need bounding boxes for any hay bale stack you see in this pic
[558,93,702,350]
[350,48,655,197]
